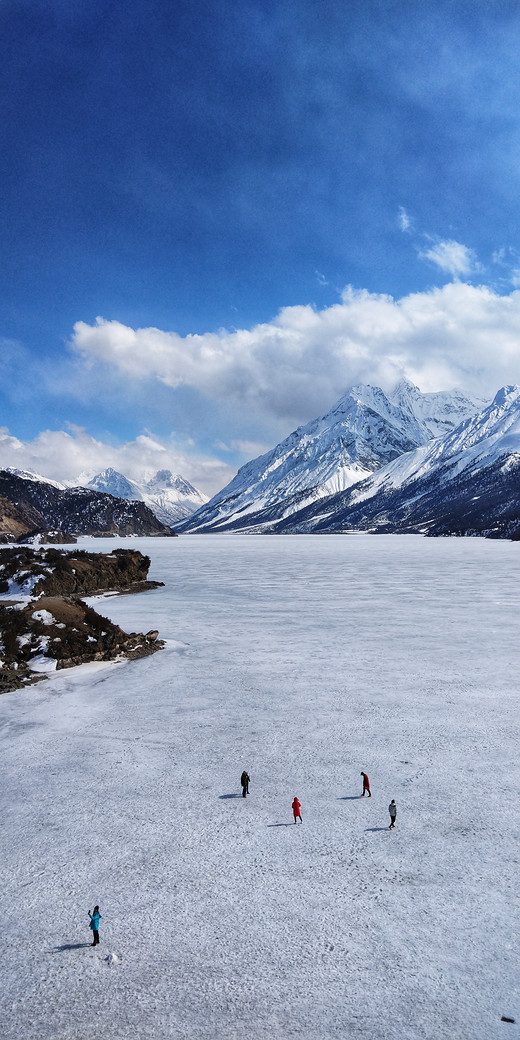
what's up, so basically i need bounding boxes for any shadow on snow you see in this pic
[51,942,92,952]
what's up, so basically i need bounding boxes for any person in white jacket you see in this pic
[388,800,397,829]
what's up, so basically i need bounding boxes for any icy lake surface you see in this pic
[1,534,518,1040]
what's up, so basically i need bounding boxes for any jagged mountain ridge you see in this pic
[189,386,519,538]
[179,380,485,533]
[86,468,208,525]
[4,467,67,490]
[0,471,176,540]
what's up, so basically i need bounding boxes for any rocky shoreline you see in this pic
[0,547,165,693]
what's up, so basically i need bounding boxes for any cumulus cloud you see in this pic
[0,426,235,497]
[419,239,476,278]
[5,282,519,496]
[71,284,520,432]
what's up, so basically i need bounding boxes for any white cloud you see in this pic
[6,282,518,498]
[0,426,235,498]
[71,284,520,428]
[398,206,411,232]
[214,438,272,458]
[419,239,476,278]
[490,247,520,289]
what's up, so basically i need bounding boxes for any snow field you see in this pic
[1,534,518,1040]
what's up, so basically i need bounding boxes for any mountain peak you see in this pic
[492,385,520,408]
[389,377,422,400]
[180,381,485,533]
[87,470,142,500]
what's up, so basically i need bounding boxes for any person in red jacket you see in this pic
[361,772,371,797]
[292,796,302,823]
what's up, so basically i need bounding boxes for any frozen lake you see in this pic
[1,534,518,1040]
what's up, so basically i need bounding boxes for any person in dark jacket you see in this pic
[388,800,397,829]
[292,796,302,823]
[88,906,101,945]
[361,772,371,797]
[241,771,250,797]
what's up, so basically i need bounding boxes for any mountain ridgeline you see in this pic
[85,469,208,525]
[0,471,177,542]
[2,381,518,541]
[178,380,520,539]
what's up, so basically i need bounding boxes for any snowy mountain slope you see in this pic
[86,468,143,501]
[0,470,176,539]
[5,466,68,490]
[179,380,484,533]
[275,385,520,537]
[141,470,208,525]
[86,468,208,525]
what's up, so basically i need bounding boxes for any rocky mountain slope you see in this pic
[86,468,208,525]
[0,470,176,541]
[210,386,520,538]
[179,380,484,533]
[0,547,165,692]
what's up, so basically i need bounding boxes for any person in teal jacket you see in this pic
[88,906,101,946]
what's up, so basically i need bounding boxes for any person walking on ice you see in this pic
[361,772,371,797]
[241,770,250,797]
[388,800,397,829]
[292,796,302,823]
[88,906,101,945]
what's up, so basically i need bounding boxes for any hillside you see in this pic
[0,471,176,541]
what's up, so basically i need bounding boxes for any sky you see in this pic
[1,0,519,495]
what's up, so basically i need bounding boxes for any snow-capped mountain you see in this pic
[86,469,142,501]
[265,385,520,538]
[86,468,208,525]
[179,380,484,533]
[0,470,176,540]
[5,467,68,491]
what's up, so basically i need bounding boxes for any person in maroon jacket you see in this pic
[292,796,302,823]
[361,772,371,797]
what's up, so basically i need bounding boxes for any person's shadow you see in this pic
[365,827,388,832]
[219,793,241,799]
[266,822,294,827]
[338,795,363,800]
[51,942,91,952]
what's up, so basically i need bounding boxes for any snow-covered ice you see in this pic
[1,534,518,1040]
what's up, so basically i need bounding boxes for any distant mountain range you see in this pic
[0,470,176,542]
[3,381,518,541]
[179,381,520,539]
[85,468,208,525]
[0,466,207,541]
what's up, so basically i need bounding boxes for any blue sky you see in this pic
[1,0,519,493]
